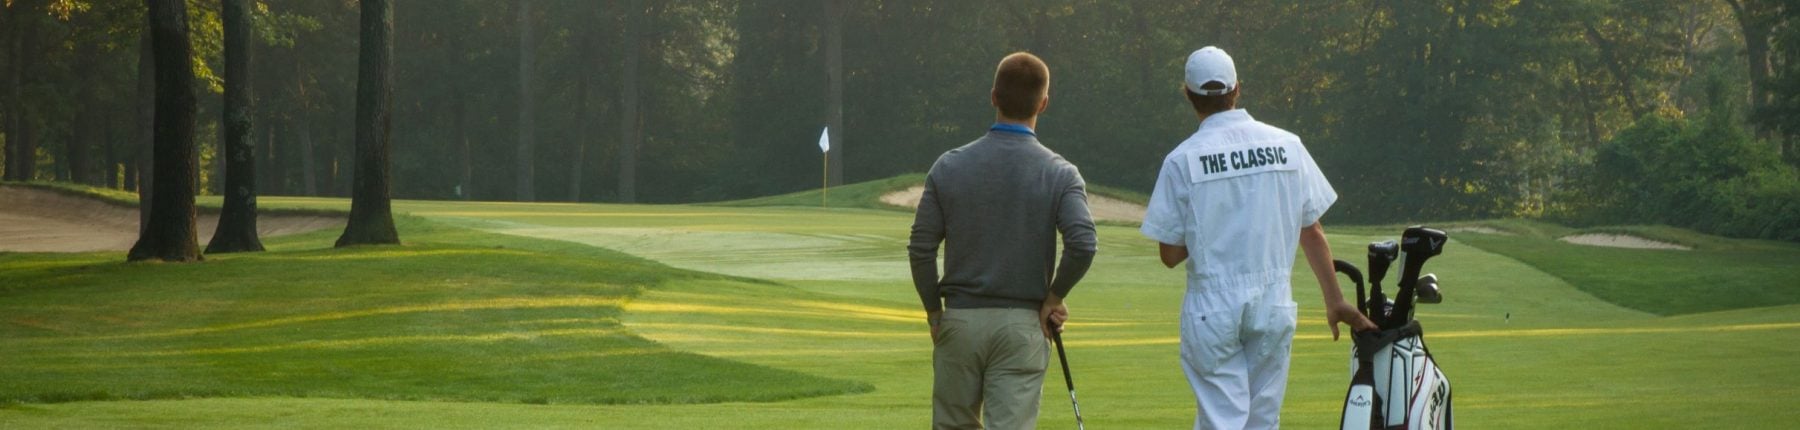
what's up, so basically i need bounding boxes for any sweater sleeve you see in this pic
[1049,166,1097,299]
[908,173,947,312]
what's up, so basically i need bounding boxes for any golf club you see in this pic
[1365,241,1398,321]
[1050,320,1085,430]
[1416,273,1442,304]
[1334,259,1365,319]
[1389,227,1447,330]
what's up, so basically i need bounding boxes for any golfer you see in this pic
[908,52,1097,430]
[1141,46,1377,430]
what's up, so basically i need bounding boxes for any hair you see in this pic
[1184,81,1238,117]
[992,52,1050,120]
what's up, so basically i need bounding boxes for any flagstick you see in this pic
[822,154,829,207]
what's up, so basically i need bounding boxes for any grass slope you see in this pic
[1420,219,1800,315]
[714,173,1150,211]
[0,215,868,406]
[3,191,1798,428]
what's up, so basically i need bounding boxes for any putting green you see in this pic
[2,196,1796,428]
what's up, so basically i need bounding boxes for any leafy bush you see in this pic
[1562,113,1800,241]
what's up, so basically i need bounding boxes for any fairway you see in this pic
[4,195,1797,428]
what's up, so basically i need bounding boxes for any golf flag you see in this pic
[820,127,830,207]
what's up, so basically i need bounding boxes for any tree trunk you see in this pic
[128,0,202,262]
[823,0,844,186]
[455,98,471,200]
[515,0,536,202]
[299,116,316,196]
[207,0,263,254]
[617,0,641,203]
[569,58,589,202]
[336,0,400,247]
[70,39,100,186]
[6,0,39,182]
[1726,0,1778,141]
[134,12,155,234]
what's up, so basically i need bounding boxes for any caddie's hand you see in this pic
[927,310,943,344]
[1040,295,1068,338]
[1326,301,1377,341]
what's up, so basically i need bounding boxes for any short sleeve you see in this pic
[1296,146,1337,227]
[1140,158,1189,246]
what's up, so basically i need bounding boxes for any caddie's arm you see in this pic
[1158,243,1188,268]
[908,175,947,342]
[1301,222,1377,340]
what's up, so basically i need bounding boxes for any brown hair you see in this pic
[993,52,1050,120]
[1184,82,1238,116]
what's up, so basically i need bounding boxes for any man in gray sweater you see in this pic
[908,52,1098,430]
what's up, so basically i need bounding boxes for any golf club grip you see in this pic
[1053,330,1074,391]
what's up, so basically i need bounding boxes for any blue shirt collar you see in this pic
[990,122,1036,136]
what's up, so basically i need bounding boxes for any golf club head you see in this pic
[1391,226,1448,327]
[1416,273,1442,304]
[1366,241,1398,286]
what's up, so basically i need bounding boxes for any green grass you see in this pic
[713,173,1151,212]
[2,189,1798,428]
[1419,219,1800,316]
[0,216,869,407]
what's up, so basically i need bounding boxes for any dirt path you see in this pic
[0,185,342,253]
[879,185,1146,223]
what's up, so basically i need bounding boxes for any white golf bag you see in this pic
[1340,321,1452,430]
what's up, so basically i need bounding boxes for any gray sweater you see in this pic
[908,130,1098,312]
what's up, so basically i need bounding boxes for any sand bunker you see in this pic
[1446,226,1512,235]
[0,185,342,253]
[1558,233,1690,251]
[880,185,1147,223]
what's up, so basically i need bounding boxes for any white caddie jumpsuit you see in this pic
[1140,109,1337,430]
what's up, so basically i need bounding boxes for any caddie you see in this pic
[1140,46,1377,430]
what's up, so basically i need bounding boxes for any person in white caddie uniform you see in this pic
[1141,46,1378,430]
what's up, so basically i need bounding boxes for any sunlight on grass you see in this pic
[73,328,629,358]
[631,323,913,338]
[627,301,919,324]
[45,296,626,342]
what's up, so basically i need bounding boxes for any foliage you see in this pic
[3,0,1796,226]
[1564,109,1800,241]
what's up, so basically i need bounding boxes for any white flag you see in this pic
[818,127,831,153]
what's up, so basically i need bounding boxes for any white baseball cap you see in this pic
[1184,46,1237,96]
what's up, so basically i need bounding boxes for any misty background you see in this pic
[1,0,1796,238]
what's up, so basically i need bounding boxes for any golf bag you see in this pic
[1341,321,1452,430]
[1338,226,1454,430]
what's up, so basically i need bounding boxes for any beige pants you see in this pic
[933,307,1049,430]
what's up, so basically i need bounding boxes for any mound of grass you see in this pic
[712,174,925,210]
[0,215,870,406]
[715,173,1149,211]
[2,181,341,217]
[1439,219,1800,315]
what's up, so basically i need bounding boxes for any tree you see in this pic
[335,0,399,247]
[128,0,202,262]
[617,0,641,203]
[515,0,536,201]
[206,0,264,253]
[134,10,154,234]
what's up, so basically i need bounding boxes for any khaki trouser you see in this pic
[933,307,1049,430]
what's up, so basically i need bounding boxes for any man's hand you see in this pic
[1325,301,1377,341]
[928,310,942,344]
[1040,294,1068,338]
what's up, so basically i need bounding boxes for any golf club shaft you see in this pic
[1052,328,1085,429]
